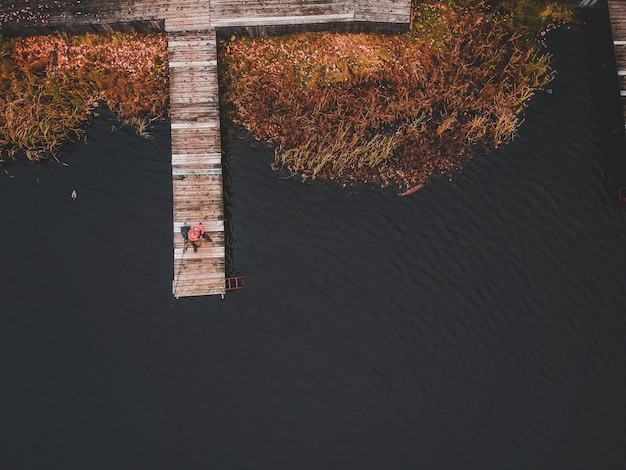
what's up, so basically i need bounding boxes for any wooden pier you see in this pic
[0,0,411,297]
[169,30,225,298]
[608,0,626,123]
[605,0,626,199]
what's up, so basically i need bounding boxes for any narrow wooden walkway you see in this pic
[168,27,224,297]
[609,0,626,123]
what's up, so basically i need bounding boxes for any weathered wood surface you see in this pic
[609,0,626,120]
[0,0,410,35]
[1,0,411,297]
[169,30,226,297]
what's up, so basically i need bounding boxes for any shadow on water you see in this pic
[1,22,626,470]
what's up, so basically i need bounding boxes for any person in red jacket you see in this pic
[181,224,212,252]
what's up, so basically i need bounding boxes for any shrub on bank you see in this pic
[0,0,574,189]
[219,0,573,188]
[0,32,168,160]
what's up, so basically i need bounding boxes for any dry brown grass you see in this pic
[219,2,557,188]
[0,32,168,160]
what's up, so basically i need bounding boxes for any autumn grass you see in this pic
[219,0,574,188]
[0,0,574,184]
[0,32,168,160]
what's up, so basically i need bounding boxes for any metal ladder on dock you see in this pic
[225,276,245,291]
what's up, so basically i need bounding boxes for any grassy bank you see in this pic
[219,0,574,188]
[1,0,573,187]
[0,32,168,161]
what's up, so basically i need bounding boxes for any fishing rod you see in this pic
[173,222,189,297]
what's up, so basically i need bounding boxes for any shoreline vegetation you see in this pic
[0,32,168,161]
[219,0,573,188]
[0,0,573,189]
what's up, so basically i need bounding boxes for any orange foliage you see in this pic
[220,6,553,189]
[0,32,169,160]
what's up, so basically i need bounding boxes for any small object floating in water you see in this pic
[398,183,424,197]
[71,190,77,201]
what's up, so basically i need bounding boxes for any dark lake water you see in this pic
[2,13,626,470]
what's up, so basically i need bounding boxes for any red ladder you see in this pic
[618,187,626,203]
[225,276,245,291]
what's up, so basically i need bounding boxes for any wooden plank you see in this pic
[172,152,222,160]
[173,205,224,214]
[169,60,217,67]
[170,110,221,122]
[173,211,224,221]
[174,240,225,252]
[173,198,224,207]
[171,183,223,192]
[172,173,221,181]
[171,198,223,206]
[171,122,220,129]
[171,188,224,198]
[172,192,223,201]
[211,13,354,27]
[173,220,224,231]
[169,187,222,196]
[173,204,224,213]
[174,247,225,259]
[172,160,222,167]
[174,259,224,268]
[172,163,222,171]
[173,202,224,211]
[173,202,223,211]
[174,234,225,246]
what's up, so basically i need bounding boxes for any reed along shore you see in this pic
[219,0,574,189]
[1,0,573,190]
[0,32,168,161]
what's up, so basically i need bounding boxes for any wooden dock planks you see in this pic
[168,27,227,297]
[608,0,626,123]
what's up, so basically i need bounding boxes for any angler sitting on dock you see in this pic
[181,224,212,252]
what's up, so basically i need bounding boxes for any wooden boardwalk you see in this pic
[608,0,626,123]
[169,30,225,298]
[0,0,411,297]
